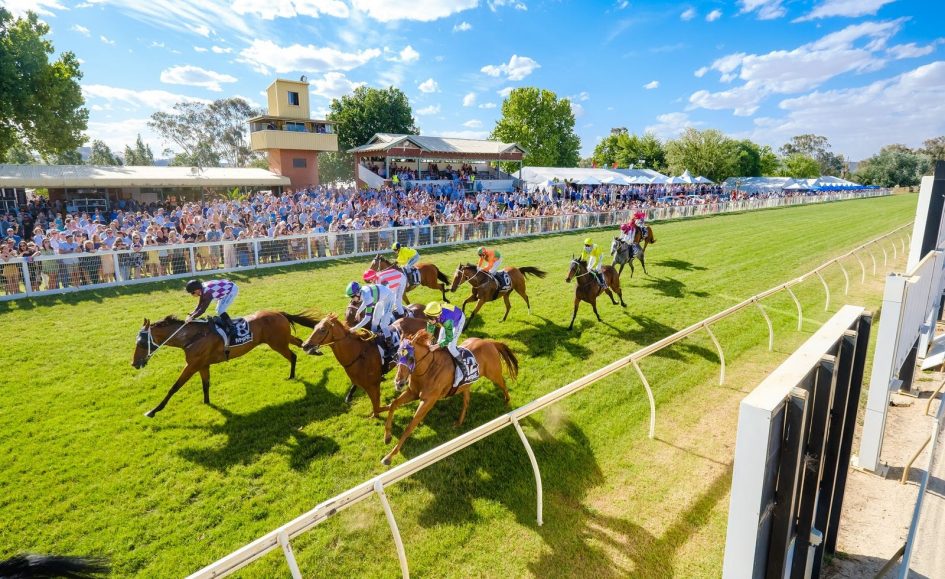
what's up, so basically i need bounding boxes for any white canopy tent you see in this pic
[520,166,669,189]
[694,176,714,184]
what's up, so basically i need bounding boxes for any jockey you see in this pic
[364,269,405,317]
[185,279,239,348]
[424,301,468,380]
[580,239,607,289]
[391,241,420,280]
[633,211,648,239]
[347,280,396,340]
[476,246,504,287]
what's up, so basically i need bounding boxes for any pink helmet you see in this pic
[634,211,646,220]
[363,269,379,282]
[620,223,631,233]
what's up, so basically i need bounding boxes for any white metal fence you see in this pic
[186,220,911,579]
[0,189,889,302]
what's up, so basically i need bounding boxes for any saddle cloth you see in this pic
[377,327,402,369]
[406,267,421,286]
[212,317,253,346]
[496,271,512,293]
[449,347,481,394]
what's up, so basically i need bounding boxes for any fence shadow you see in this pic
[499,315,593,358]
[622,314,719,363]
[178,368,343,472]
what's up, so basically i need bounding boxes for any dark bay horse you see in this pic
[610,237,648,277]
[382,331,517,465]
[370,255,451,303]
[565,258,626,330]
[450,263,547,322]
[300,313,427,417]
[133,311,319,418]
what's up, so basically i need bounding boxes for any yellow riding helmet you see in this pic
[424,301,442,317]
[584,238,593,245]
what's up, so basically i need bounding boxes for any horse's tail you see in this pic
[518,266,547,279]
[0,554,110,578]
[436,268,450,285]
[280,311,320,330]
[490,340,519,380]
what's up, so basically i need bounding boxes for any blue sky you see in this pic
[5,0,945,161]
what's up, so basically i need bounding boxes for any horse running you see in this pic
[565,258,626,330]
[381,330,517,465]
[300,313,427,417]
[370,255,451,303]
[449,263,546,322]
[133,311,319,418]
[610,237,648,277]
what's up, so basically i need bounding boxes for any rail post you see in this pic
[754,299,774,351]
[703,323,726,385]
[512,416,544,526]
[882,244,888,268]
[816,270,831,311]
[892,239,898,261]
[837,259,850,295]
[631,359,657,439]
[374,480,409,579]
[276,531,303,579]
[786,286,803,331]
[867,247,877,276]
[853,252,866,283]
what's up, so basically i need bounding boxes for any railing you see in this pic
[186,220,912,579]
[0,188,890,302]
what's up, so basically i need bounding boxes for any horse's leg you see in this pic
[344,384,358,404]
[468,298,487,322]
[568,295,581,330]
[591,297,603,322]
[364,379,388,417]
[618,261,624,276]
[199,367,210,404]
[384,387,419,444]
[145,363,199,417]
[460,293,476,315]
[501,292,512,322]
[486,353,511,403]
[515,282,532,315]
[629,259,635,278]
[640,253,648,276]
[382,397,438,465]
[604,287,618,305]
[455,387,471,426]
[271,341,298,379]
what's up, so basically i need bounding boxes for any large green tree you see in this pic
[592,129,666,172]
[46,148,84,165]
[123,134,154,166]
[854,144,932,187]
[87,140,122,166]
[778,154,820,178]
[0,8,88,161]
[149,98,261,168]
[491,87,580,168]
[920,136,945,162]
[779,134,844,176]
[664,128,739,183]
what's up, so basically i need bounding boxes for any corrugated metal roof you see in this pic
[348,133,525,155]
[0,165,291,188]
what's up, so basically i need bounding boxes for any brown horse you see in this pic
[133,311,319,418]
[370,255,451,303]
[381,331,517,465]
[449,263,546,322]
[300,313,427,417]
[565,258,626,330]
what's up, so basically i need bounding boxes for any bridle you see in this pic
[138,321,190,360]
[568,259,591,279]
[396,341,436,377]
[458,264,497,290]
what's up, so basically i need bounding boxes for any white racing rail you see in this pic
[187,221,912,579]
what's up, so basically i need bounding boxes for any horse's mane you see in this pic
[409,329,434,346]
[155,315,185,326]
[463,262,476,268]
[324,312,351,329]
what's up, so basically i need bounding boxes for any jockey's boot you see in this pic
[219,312,233,359]
[451,352,469,385]
[595,272,607,289]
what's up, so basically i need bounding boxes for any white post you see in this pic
[704,323,726,385]
[189,247,197,274]
[511,416,544,526]
[252,241,260,266]
[754,300,774,351]
[816,270,831,311]
[853,252,866,283]
[631,359,657,439]
[374,480,409,579]
[276,531,303,579]
[306,234,312,260]
[20,260,32,296]
[112,252,121,281]
[837,259,850,295]
[786,286,803,331]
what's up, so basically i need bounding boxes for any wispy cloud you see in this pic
[453,21,472,32]
[706,9,722,22]
[418,78,439,93]
[794,0,895,22]
[644,80,659,89]
[71,24,91,36]
[680,7,696,21]
[481,55,541,81]
[237,39,381,75]
[160,65,238,92]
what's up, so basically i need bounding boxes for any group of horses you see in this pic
[133,225,654,465]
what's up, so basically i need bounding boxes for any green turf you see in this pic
[0,194,917,578]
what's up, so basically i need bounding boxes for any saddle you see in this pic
[210,317,253,347]
[378,328,402,372]
[448,347,480,395]
[495,270,512,293]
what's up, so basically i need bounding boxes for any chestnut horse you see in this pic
[300,313,427,416]
[565,258,626,330]
[133,311,319,418]
[381,331,517,465]
[369,255,451,303]
[449,263,547,322]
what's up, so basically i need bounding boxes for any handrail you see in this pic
[187,220,912,579]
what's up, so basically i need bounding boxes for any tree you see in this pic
[592,130,666,171]
[2,142,34,163]
[779,134,843,176]
[778,154,820,178]
[0,9,88,161]
[46,148,84,164]
[733,139,763,177]
[318,151,356,184]
[759,145,780,176]
[854,145,931,187]
[87,140,122,166]
[328,86,418,152]
[123,134,154,166]
[664,128,739,183]
[920,136,945,162]
[491,87,580,168]
[149,98,262,168]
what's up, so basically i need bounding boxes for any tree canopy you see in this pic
[123,134,154,166]
[779,134,844,176]
[328,86,418,152]
[0,8,88,162]
[778,154,820,178]
[87,140,122,166]
[664,128,741,183]
[854,144,932,187]
[491,87,580,168]
[592,129,667,172]
[149,98,261,168]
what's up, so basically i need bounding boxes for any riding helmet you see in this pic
[424,301,443,317]
[584,238,593,246]
[185,279,203,293]
[391,242,401,251]
[477,246,486,256]
[345,281,361,297]
[363,269,378,282]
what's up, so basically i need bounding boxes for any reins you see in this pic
[142,321,191,360]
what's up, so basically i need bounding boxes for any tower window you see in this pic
[288,91,300,106]
[292,158,307,168]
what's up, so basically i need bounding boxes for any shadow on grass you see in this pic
[651,258,708,272]
[622,315,719,363]
[496,315,593,358]
[641,276,710,299]
[178,368,343,472]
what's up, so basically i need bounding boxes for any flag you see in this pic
[612,162,618,169]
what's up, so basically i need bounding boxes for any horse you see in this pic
[449,263,547,322]
[369,255,451,303]
[610,237,648,277]
[300,313,427,417]
[381,330,517,465]
[565,258,626,330]
[134,311,320,418]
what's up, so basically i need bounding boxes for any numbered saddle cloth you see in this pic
[213,318,253,346]
[496,271,512,293]
[449,347,481,394]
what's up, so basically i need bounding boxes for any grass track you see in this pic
[0,194,916,577]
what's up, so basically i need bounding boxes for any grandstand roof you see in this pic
[348,133,526,158]
[0,165,290,188]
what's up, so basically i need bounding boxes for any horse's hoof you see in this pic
[144,410,155,418]
[384,434,392,444]
[381,456,392,466]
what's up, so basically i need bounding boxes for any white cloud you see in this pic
[479,102,497,109]
[751,61,945,160]
[83,84,210,111]
[795,0,895,22]
[644,112,700,139]
[617,0,629,8]
[190,24,212,37]
[680,7,696,21]
[644,80,659,89]
[453,21,472,32]
[739,0,785,20]
[439,129,489,139]
[497,86,514,97]
[194,46,209,52]
[694,66,709,77]
[515,2,526,9]
[390,45,420,63]
[3,0,65,17]
[231,0,349,19]
[463,119,483,128]
[350,0,477,22]
[210,45,233,54]
[150,41,165,48]
[569,101,584,118]
[887,41,940,60]
[82,0,252,38]
[85,117,162,155]
[418,78,439,93]
[100,35,116,45]
[574,91,590,101]
[310,72,364,99]
[71,24,91,36]
[238,39,381,74]
[462,92,477,107]
[159,65,238,92]
[416,104,440,116]
[481,54,541,81]
[706,9,722,22]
